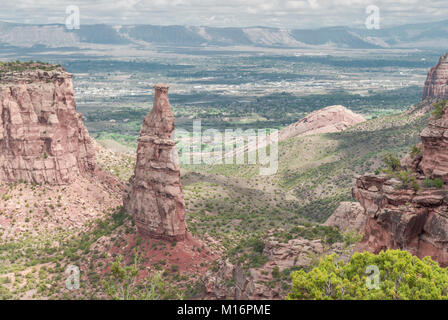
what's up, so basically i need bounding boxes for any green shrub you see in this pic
[103,255,182,300]
[343,230,364,247]
[396,170,419,190]
[423,177,444,189]
[382,153,401,172]
[288,250,448,300]
[247,237,265,254]
[410,146,421,158]
[272,266,281,279]
[432,100,447,120]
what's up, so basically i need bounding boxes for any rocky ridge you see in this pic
[204,230,354,300]
[278,105,365,141]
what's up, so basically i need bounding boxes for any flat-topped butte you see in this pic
[0,61,66,83]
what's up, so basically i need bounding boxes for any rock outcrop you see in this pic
[324,201,366,233]
[352,107,448,266]
[419,113,448,181]
[123,84,187,241]
[278,105,365,141]
[422,53,448,101]
[204,231,353,300]
[353,174,448,266]
[0,63,96,184]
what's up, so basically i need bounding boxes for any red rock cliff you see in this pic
[353,107,448,266]
[422,53,448,101]
[123,84,187,241]
[0,63,96,184]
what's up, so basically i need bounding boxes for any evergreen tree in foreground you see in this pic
[288,250,448,300]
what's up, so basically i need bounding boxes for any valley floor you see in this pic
[0,104,431,299]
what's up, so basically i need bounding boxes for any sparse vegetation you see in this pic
[432,100,447,120]
[0,61,60,75]
[103,255,182,300]
[423,177,444,189]
[410,145,421,158]
[274,225,344,245]
[396,170,420,191]
[382,153,401,172]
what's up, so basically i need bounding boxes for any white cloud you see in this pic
[0,0,447,28]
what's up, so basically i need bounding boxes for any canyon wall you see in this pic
[352,107,448,266]
[0,64,96,184]
[422,53,448,101]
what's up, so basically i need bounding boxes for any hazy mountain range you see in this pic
[1,19,448,50]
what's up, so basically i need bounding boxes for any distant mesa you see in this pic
[278,105,365,141]
[0,62,97,184]
[422,53,448,101]
[123,84,187,241]
[4,20,448,50]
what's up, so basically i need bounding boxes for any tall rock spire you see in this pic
[123,84,187,241]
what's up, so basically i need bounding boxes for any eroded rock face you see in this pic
[351,124,448,265]
[422,53,448,101]
[0,65,96,184]
[278,105,365,141]
[419,109,448,181]
[338,104,448,266]
[204,231,353,300]
[324,201,366,233]
[353,172,448,265]
[123,84,187,241]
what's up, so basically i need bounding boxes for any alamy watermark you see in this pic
[173,120,278,176]
[65,5,80,30]
[65,264,80,290]
[365,5,380,30]
[365,265,380,289]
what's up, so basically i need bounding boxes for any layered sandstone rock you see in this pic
[353,173,448,266]
[278,105,365,141]
[204,231,353,300]
[350,109,448,266]
[123,84,187,241]
[0,63,96,184]
[422,53,448,101]
[419,109,448,181]
[324,201,366,232]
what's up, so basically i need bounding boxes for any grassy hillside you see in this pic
[91,106,429,267]
[0,105,429,299]
[181,108,428,232]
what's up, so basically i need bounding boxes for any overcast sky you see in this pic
[2,0,448,29]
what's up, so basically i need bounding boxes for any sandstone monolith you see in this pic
[123,84,187,241]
